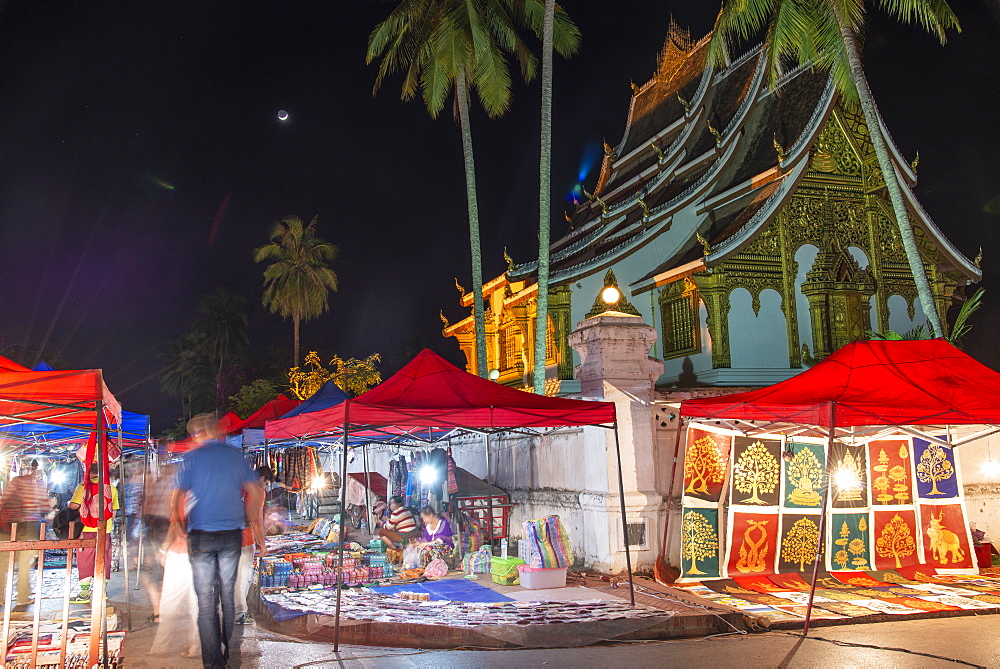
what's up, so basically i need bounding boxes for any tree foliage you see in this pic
[228,379,280,419]
[253,215,339,365]
[287,351,383,399]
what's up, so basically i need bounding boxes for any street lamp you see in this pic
[601,285,621,306]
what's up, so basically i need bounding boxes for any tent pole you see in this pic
[333,401,350,653]
[804,402,836,636]
[613,424,635,606]
[485,433,495,550]
[658,416,685,577]
[134,440,148,590]
[88,402,108,667]
[364,443,373,534]
[118,425,132,632]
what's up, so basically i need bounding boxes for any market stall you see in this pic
[677,338,1000,633]
[0,354,122,666]
[264,348,623,649]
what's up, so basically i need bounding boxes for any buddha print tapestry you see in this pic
[678,425,978,583]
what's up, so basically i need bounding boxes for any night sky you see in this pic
[1,1,998,432]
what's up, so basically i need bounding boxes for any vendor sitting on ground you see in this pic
[377,496,418,548]
[419,506,454,548]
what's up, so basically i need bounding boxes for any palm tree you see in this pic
[533,0,579,393]
[253,215,339,365]
[193,285,250,371]
[159,331,215,419]
[709,0,960,339]
[367,0,578,377]
[192,285,250,402]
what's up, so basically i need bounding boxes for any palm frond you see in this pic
[947,287,984,345]
[876,0,960,43]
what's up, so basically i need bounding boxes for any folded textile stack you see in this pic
[522,515,572,568]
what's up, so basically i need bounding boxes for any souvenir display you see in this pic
[679,426,977,582]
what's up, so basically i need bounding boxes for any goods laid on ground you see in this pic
[4,620,123,668]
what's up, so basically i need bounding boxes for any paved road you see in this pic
[124,613,1000,668]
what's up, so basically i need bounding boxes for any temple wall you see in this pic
[955,434,1000,547]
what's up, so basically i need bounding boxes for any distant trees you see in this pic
[253,215,339,366]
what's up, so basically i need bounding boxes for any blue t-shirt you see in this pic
[175,440,257,532]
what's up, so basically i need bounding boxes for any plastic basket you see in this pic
[489,556,525,585]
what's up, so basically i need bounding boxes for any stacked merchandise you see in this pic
[519,515,573,589]
[5,625,124,668]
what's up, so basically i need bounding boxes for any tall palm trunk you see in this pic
[293,314,301,367]
[456,70,488,377]
[533,0,556,394]
[829,0,944,338]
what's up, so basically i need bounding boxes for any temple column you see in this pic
[569,312,664,572]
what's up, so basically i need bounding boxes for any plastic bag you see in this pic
[402,543,423,570]
[424,558,448,578]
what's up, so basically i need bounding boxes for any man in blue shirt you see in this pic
[172,414,264,669]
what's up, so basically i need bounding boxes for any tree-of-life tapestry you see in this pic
[682,428,731,503]
[678,425,978,582]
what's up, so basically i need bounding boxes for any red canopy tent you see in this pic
[263,349,625,649]
[265,350,615,438]
[680,339,1000,634]
[0,354,120,665]
[683,338,1000,429]
[169,396,301,453]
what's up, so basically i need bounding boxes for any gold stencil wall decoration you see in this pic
[915,441,955,497]
[736,520,770,574]
[681,509,720,577]
[784,442,825,508]
[875,512,917,569]
[830,443,868,508]
[732,438,781,505]
[683,430,730,499]
[870,440,913,505]
[781,516,821,572]
[831,513,870,571]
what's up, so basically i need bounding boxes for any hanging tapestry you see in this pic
[779,513,823,573]
[724,511,779,577]
[913,438,959,499]
[731,437,781,507]
[919,503,973,569]
[873,509,920,570]
[868,439,913,505]
[829,442,868,508]
[682,428,731,503]
[681,508,720,579]
[830,512,871,571]
[783,442,825,509]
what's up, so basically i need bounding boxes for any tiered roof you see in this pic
[509,22,979,292]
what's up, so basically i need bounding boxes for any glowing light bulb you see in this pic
[419,465,437,485]
[982,459,1000,479]
[601,286,621,305]
[488,369,500,381]
[310,475,327,491]
[834,468,861,491]
[50,470,67,485]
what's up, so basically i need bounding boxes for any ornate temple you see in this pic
[442,22,980,390]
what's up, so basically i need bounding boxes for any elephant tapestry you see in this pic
[919,503,973,569]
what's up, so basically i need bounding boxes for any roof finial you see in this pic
[638,195,651,220]
[630,80,639,95]
[454,277,467,298]
[651,141,666,162]
[603,140,617,160]
[974,247,982,269]
[707,119,722,145]
[696,232,712,256]
[676,92,691,114]
[439,310,450,332]
[911,150,920,173]
[582,187,609,215]
[503,247,515,272]
[773,134,786,166]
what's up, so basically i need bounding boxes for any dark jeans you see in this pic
[188,529,242,668]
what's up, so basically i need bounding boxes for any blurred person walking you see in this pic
[0,458,49,607]
[68,462,119,604]
[172,414,264,668]
[140,462,175,623]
